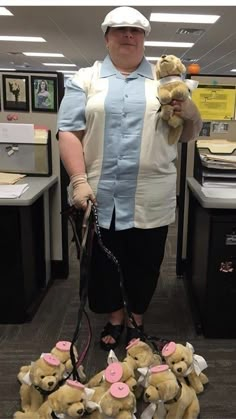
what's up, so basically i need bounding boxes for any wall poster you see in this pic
[192,85,236,120]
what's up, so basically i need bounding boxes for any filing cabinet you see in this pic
[0,198,45,323]
[187,188,236,338]
[0,176,57,323]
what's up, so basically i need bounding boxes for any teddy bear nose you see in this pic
[161,55,166,58]
[48,381,54,387]
[145,392,150,399]
[177,368,182,373]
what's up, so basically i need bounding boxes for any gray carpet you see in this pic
[1,222,236,418]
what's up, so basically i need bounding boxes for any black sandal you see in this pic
[100,322,124,351]
[126,325,144,346]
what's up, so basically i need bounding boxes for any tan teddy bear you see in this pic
[161,341,209,394]
[18,341,86,384]
[50,340,86,382]
[87,350,137,392]
[121,339,161,400]
[141,364,200,419]
[89,382,136,419]
[156,54,190,145]
[124,339,161,370]
[17,353,65,413]
[14,379,93,419]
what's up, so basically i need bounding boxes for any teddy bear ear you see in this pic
[48,390,61,411]
[177,61,186,74]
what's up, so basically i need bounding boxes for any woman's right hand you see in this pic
[70,174,96,210]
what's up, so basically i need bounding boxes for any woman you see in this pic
[37,79,51,109]
[57,6,202,351]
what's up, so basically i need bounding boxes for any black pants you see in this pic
[88,218,168,315]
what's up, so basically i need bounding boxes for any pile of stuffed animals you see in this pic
[14,338,208,418]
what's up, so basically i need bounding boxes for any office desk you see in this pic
[186,177,236,338]
[0,175,57,323]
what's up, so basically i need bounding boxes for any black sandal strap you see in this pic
[126,325,144,345]
[101,322,124,340]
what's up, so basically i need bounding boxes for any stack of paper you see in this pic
[200,153,236,170]
[0,184,29,198]
[0,172,26,185]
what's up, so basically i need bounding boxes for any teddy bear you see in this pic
[141,364,200,419]
[87,350,137,393]
[88,382,136,419]
[17,353,65,413]
[85,354,137,418]
[50,340,86,382]
[156,54,190,145]
[17,341,86,384]
[114,339,161,401]
[124,339,161,370]
[14,379,94,419]
[161,341,209,394]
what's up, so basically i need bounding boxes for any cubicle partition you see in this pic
[177,74,236,275]
[0,70,68,280]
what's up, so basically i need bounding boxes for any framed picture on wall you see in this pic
[2,75,29,111]
[31,76,57,112]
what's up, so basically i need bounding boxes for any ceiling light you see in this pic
[42,63,76,67]
[146,57,161,61]
[230,69,236,72]
[0,36,46,42]
[176,28,205,36]
[150,13,220,24]
[0,68,16,71]
[183,58,198,63]
[23,52,64,57]
[0,7,13,15]
[145,41,194,48]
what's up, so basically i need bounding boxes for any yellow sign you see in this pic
[192,85,236,120]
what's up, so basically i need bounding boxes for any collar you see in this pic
[158,75,182,86]
[100,55,153,79]
[51,413,65,419]
[164,380,182,405]
[34,382,60,397]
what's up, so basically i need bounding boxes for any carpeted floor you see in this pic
[0,221,236,418]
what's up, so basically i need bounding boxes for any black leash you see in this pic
[62,204,94,381]
[63,202,170,381]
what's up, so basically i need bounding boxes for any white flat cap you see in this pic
[101,6,151,36]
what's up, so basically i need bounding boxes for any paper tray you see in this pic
[196,139,236,154]
[0,131,52,176]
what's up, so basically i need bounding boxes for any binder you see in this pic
[194,139,236,187]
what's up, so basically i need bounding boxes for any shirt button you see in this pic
[123,113,127,117]
[125,94,128,98]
